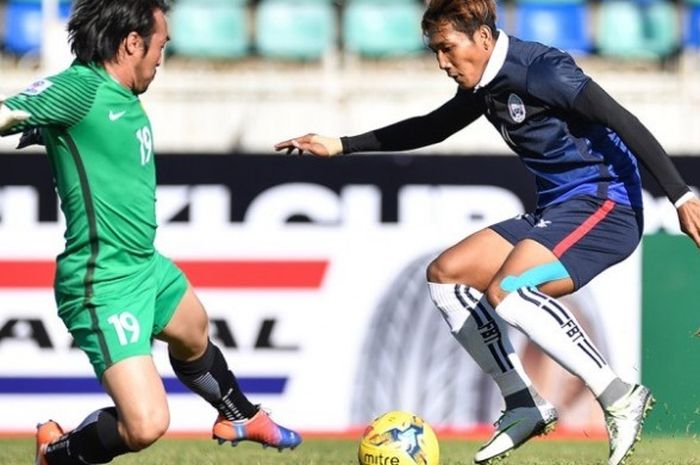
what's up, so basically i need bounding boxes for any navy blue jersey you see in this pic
[343,32,689,208]
[466,35,642,209]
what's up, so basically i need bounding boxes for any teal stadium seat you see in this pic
[642,0,680,56]
[596,0,679,59]
[255,0,336,60]
[169,0,249,59]
[4,0,72,56]
[343,0,425,57]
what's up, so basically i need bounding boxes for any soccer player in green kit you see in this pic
[0,1,301,464]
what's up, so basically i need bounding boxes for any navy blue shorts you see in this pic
[490,196,644,290]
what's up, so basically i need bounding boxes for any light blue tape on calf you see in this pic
[500,262,570,292]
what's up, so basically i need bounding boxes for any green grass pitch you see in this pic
[2,436,698,465]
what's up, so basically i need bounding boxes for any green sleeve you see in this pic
[2,70,100,135]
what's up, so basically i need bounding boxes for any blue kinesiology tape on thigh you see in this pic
[500,261,570,292]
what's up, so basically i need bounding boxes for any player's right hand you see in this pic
[0,95,31,132]
[677,196,700,249]
[274,133,343,157]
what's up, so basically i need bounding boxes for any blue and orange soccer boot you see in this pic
[212,408,302,451]
[35,420,64,465]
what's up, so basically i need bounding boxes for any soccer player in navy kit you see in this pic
[275,0,700,464]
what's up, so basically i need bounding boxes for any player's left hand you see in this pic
[0,95,31,132]
[677,196,700,248]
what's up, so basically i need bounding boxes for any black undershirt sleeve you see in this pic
[340,90,485,154]
[572,80,690,204]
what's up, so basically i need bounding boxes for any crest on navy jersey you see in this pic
[507,93,526,123]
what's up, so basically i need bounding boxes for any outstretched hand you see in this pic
[0,95,30,132]
[274,133,343,157]
[677,196,700,248]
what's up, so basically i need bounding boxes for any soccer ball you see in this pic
[358,410,439,465]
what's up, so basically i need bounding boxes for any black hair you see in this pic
[67,0,170,64]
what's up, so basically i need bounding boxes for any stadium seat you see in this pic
[597,0,678,59]
[684,1,700,48]
[514,1,591,54]
[3,0,72,56]
[169,0,249,59]
[343,0,425,58]
[642,0,680,57]
[496,1,509,32]
[255,0,336,60]
[596,0,646,57]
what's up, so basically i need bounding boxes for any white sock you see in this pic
[495,287,615,396]
[428,282,533,397]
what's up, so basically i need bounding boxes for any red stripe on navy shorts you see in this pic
[552,199,616,258]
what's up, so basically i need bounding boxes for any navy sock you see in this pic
[504,386,543,410]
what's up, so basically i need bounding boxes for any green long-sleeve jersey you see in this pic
[2,61,158,296]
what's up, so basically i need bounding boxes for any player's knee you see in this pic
[426,256,460,283]
[122,410,169,451]
[124,425,167,451]
[185,326,209,359]
[169,321,209,360]
[191,310,209,342]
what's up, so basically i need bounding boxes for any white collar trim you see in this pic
[474,30,508,90]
